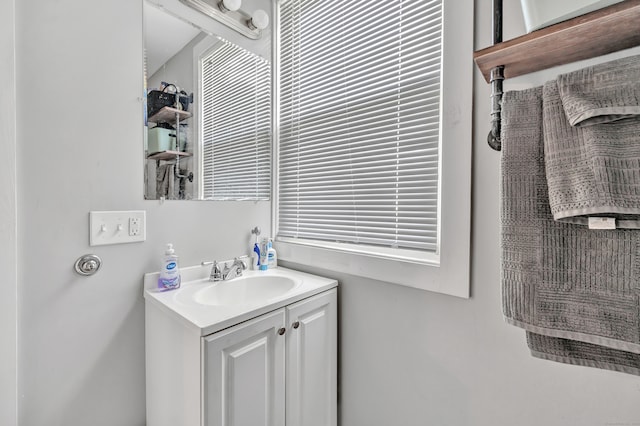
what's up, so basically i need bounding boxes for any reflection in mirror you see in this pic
[143,1,271,201]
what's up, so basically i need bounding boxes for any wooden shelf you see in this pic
[147,150,193,161]
[474,0,640,83]
[148,106,192,124]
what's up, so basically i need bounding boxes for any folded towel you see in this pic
[544,56,640,229]
[501,87,640,375]
[558,55,640,127]
[527,333,640,376]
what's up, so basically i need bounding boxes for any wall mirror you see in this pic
[143,0,272,201]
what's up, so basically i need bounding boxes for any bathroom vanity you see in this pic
[143,266,337,426]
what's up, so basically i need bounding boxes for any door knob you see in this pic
[74,254,102,276]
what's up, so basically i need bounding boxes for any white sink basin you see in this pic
[144,266,337,336]
[193,275,298,306]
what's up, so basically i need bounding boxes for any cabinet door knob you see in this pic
[277,327,286,336]
[292,321,300,329]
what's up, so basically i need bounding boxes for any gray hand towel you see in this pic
[501,87,640,376]
[544,55,640,229]
[558,55,640,127]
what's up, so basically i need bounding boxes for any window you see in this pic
[274,0,472,297]
[199,38,271,200]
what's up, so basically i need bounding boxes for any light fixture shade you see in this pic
[219,0,241,12]
[249,9,269,30]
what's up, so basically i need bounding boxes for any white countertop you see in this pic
[143,265,338,336]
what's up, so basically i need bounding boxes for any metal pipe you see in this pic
[487,0,503,151]
[172,106,193,198]
[493,0,503,44]
[488,66,504,151]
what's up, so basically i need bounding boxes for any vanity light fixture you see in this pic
[248,9,269,31]
[218,0,240,13]
[179,0,268,39]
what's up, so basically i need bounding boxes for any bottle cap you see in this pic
[165,243,175,255]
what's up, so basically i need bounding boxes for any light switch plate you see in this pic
[90,211,146,246]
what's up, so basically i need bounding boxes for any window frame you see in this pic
[272,0,473,298]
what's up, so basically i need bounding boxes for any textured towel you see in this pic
[501,87,640,375]
[557,55,640,127]
[156,163,175,199]
[544,56,640,229]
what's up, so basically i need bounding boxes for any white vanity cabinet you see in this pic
[203,289,337,426]
[203,308,286,426]
[285,290,337,426]
[144,267,337,426]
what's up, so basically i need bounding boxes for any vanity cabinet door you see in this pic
[286,289,338,426]
[203,309,286,426]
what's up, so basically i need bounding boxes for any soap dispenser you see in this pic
[158,243,181,291]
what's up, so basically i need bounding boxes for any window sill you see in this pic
[276,239,470,298]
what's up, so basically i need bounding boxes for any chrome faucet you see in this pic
[204,256,248,282]
[222,257,248,281]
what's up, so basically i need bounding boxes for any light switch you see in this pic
[90,211,146,246]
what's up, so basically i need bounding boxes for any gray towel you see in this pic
[501,87,640,376]
[156,163,175,199]
[544,56,640,229]
[558,55,640,127]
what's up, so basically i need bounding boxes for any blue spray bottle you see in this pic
[250,228,261,270]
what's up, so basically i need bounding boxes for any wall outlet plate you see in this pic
[129,217,141,236]
[89,211,146,246]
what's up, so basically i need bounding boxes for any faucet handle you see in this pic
[234,256,248,272]
[204,260,223,281]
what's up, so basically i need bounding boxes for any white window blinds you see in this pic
[201,40,271,200]
[277,0,442,253]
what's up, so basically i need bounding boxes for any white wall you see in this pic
[0,0,17,424]
[12,1,640,426]
[15,0,269,425]
[283,1,640,425]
